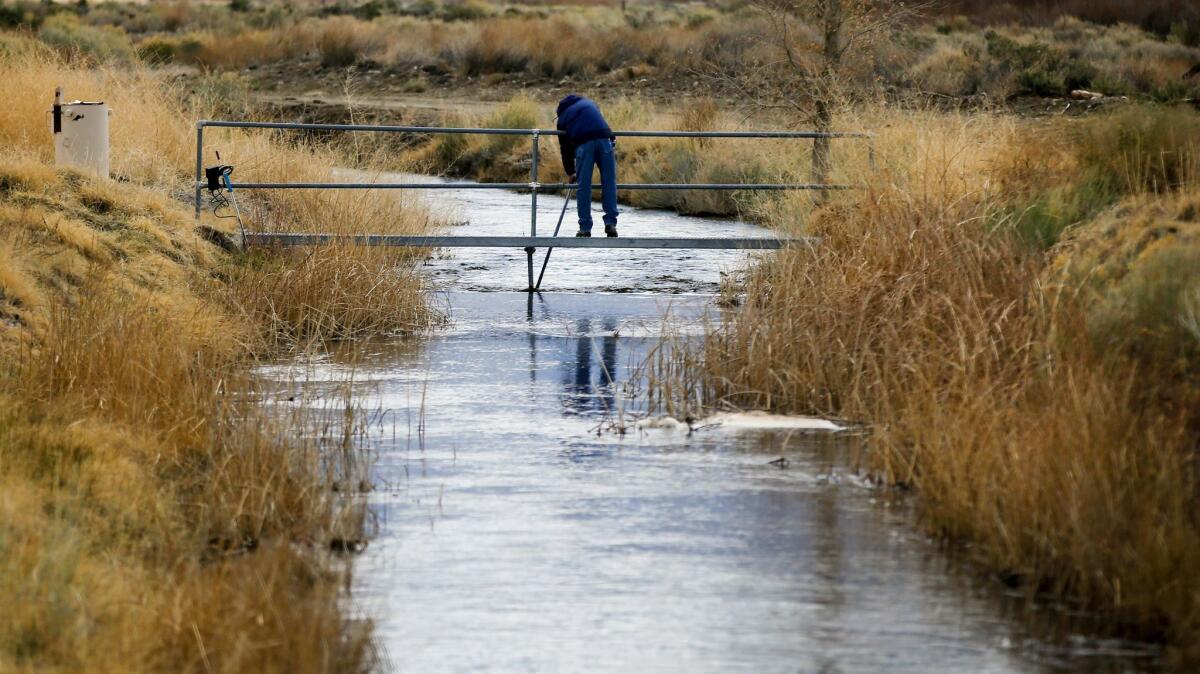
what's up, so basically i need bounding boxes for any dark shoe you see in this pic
[604,225,619,238]
[575,230,591,237]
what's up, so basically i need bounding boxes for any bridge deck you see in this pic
[244,234,812,250]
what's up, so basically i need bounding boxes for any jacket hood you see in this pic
[556,94,583,118]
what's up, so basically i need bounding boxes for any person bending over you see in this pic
[555,94,619,237]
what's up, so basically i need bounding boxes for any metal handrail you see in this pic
[224,182,854,191]
[193,118,872,290]
[198,119,873,139]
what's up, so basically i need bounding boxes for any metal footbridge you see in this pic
[194,120,872,290]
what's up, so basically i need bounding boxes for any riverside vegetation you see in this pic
[646,104,1200,662]
[4,0,1200,103]
[0,36,438,672]
[4,0,1200,669]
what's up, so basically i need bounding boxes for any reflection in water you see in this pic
[561,318,620,416]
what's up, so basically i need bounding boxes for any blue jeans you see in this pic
[575,138,618,231]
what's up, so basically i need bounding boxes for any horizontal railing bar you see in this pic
[614,130,869,139]
[539,183,853,191]
[245,234,813,250]
[203,121,533,135]
[199,119,872,139]
[216,182,854,191]
[220,182,532,190]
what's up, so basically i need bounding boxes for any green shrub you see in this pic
[442,0,489,22]
[480,99,537,158]
[985,31,1094,96]
[1074,105,1200,196]
[191,71,255,117]
[1089,72,1136,97]
[1149,78,1200,102]
[1170,19,1200,47]
[0,2,37,29]
[0,31,54,59]
[353,0,387,20]
[1004,106,1200,250]
[38,12,135,63]
[175,36,205,63]
[1089,243,1200,371]
[1004,182,1100,249]
[401,0,441,19]
[1052,199,1200,382]
[430,131,469,171]
[936,15,975,34]
[137,36,176,64]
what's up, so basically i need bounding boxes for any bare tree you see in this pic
[707,1,926,193]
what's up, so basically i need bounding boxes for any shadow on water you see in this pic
[266,175,1166,673]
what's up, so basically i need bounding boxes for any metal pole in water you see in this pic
[526,130,540,291]
[534,187,574,291]
[194,122,204,222]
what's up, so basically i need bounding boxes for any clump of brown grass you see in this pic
[665,106,1200,655]
[313,15,384,67]
[206,135,443,345]
[0,35,440,344]
[0,173,377,672]
[222,244,435,346]
[0,34,440,672]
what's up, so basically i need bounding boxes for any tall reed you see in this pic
[662,106,1200,656]
[1,262,378,672]
[0,34,438,672]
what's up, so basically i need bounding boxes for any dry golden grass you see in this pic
[207,142,443,345]
[89,2,1200,105]
[657,106,1200,658]
[0,163,379,673]
[1,35,440,344]
[0,35,438,673]
[140,7,728,78]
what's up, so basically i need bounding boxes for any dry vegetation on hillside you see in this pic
[0,161,377,673]
[0,36,437,672]
[4,0,1200,104]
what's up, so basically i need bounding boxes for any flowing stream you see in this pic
[267,175,1161,672]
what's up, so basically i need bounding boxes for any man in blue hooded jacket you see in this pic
[556,94,619,237]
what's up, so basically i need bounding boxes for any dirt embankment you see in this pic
[210,54,1155,130]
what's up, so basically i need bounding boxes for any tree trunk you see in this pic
[812,98,833,198]
[811,0,842,201]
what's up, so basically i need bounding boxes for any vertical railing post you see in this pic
[194,121,204,223]
[526,129,540,291]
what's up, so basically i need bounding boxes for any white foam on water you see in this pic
[635,411,843,433]
[702,411,843,431]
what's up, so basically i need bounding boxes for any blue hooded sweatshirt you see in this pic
[555,95,614,176]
